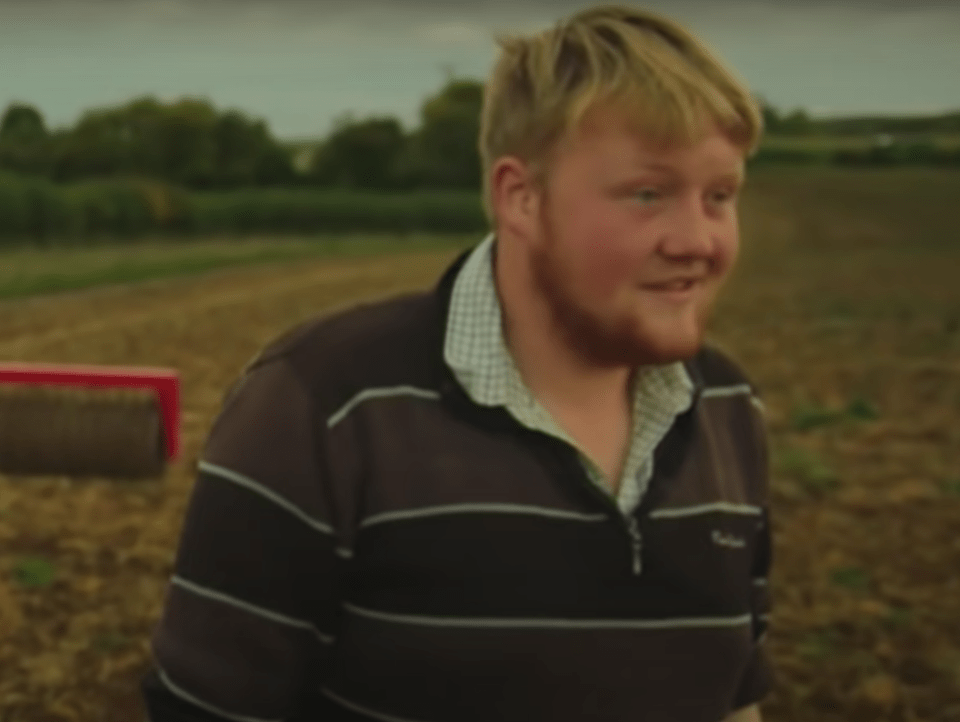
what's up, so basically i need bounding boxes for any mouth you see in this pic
[639,278,702,301]
[644,279,697,291]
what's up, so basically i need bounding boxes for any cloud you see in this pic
[2,0,957,139]
[4,0,958,20]
[416,20,490,46]
[5,0,953,49]
[2,0,958,47]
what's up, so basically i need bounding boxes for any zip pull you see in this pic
[626,517,643,575]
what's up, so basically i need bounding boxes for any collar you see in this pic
[440,234,695,424]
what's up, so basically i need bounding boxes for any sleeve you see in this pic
[141,357,343,722]
[730,391,776,711]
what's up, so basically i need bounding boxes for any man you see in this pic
[142,4,774,721]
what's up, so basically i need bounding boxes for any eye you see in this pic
[710,188,739,204]
[633,187,662,204]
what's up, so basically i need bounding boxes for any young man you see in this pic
[142,5,773,721]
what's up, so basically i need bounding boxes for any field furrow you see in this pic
[1,169,959,722]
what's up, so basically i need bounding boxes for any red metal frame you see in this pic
[0,362,180,462]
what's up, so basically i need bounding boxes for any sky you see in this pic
[1,0,958,140]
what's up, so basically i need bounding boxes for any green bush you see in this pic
[748,147,830,166]
[182,189,486,236]
[833,143,960,167]
[0,173,488,245]
[0,174,32,241]
[24,178,75,240]
[0,173,78,244]
[62,180,154,238]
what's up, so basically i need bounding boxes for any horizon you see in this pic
[2,0,959,140]
[7,88,957,145]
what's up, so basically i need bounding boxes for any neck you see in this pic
[493,235,633,415]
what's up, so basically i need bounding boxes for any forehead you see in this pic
[556,105,746,179]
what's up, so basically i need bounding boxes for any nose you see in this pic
[660,195,717,260]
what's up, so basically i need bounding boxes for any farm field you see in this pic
[0,167,959,722]
[0,234,474,301]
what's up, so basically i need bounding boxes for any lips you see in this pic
[642,278,701,292]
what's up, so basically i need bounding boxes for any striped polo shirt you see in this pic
[142,242,776,722]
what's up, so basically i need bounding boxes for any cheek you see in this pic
[564,240,639,311]
[594,245,643,298]
[556,207,642,296]
[714,224,740,275]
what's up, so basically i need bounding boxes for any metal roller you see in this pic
[0,385,165,479]
[0,362,180,480]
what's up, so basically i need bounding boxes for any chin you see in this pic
[628,314,706,365]
[635,334,703,365]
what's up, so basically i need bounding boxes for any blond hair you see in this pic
[479,4,764,222]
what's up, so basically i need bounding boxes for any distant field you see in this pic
[761,134,960,151]
[0,166,956,302]
[287,134,960,156]
[738,166,960,252]
[0,234,474,300]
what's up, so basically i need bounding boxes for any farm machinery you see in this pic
[0,362,180,479]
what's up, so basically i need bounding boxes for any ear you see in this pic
[489,156,541,244]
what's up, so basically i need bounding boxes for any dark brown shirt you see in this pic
[142,247,775,722]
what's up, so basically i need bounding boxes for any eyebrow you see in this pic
[635,163,745,183]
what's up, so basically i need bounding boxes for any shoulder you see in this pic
[688,342,770,497]
[237,290,443,416]
[687,341,763,400]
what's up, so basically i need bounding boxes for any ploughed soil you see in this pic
[1,170,959,721]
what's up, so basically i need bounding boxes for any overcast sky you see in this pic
[1,0,958,139]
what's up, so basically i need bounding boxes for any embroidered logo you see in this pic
[712,529,746,548]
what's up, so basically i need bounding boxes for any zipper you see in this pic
[444,395,648,579]
[571,451,645,576]
[625,515,643,575]
[540,435,646,577]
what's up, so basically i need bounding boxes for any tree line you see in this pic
[0,97,295,188]
[0,79,484,191]
[2,80,959,193]
[757,98,960,137]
